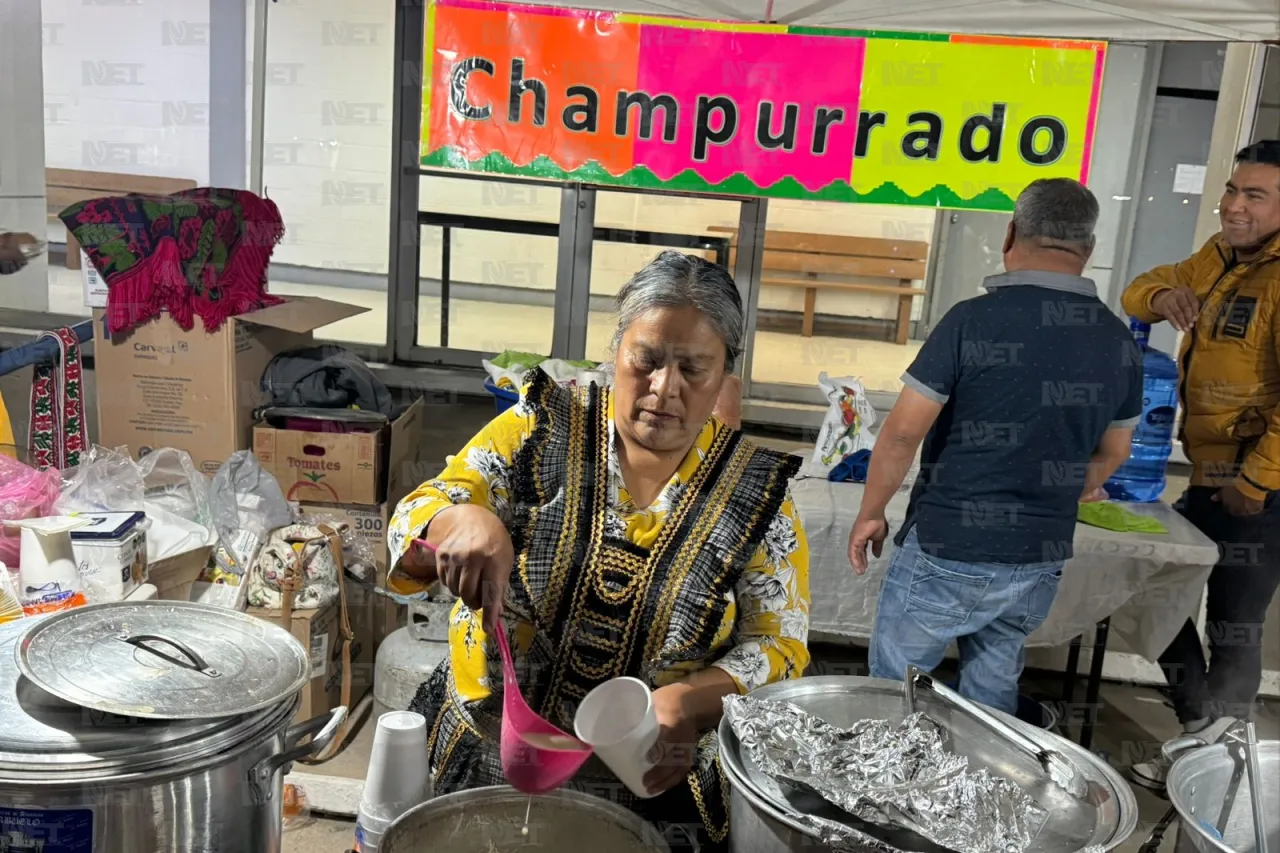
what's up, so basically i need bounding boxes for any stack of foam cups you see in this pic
[354,711,431,853]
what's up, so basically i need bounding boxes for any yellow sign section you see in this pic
[855,38,1103,205]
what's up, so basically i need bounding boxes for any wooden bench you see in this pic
[47,169,198,270]
[712,227,929,345]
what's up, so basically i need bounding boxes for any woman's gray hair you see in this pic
[612,250,745,372]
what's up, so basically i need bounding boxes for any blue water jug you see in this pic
[1105,319,1179,502]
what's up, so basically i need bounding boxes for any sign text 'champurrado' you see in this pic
[421,0,1107,212]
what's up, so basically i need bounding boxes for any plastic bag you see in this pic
[138,448,215,531]
[482,350,602,391]
[0,454,61,570]
[809,372,878,475]
[297,507,377,582]
[55,446,216,562]
[55,445,144,514]
[208,451,292,570]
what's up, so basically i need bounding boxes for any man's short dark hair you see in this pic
[1235,139,1280,166]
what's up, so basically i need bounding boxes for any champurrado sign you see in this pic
[420,0,1106,212]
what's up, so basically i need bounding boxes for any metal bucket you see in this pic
[720,676,1138,853]
[381,786,671,853]
[1165,736,1280,853]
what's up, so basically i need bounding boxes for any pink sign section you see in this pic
[633,28,865,191]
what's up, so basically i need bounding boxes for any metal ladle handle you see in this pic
[904,665,1048,762]
[119,634,221,678]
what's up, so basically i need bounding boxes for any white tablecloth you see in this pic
[791,470,1220,662]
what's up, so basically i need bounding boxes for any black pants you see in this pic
[1157,487,1280,724]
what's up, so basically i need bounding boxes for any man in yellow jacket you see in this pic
[1122,140,1280,792]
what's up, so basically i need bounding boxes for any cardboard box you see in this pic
[150,546,214,602]
[249,583,375,724]
[297,500,393,571]
[254,398,424,506]
[93,297,367,476]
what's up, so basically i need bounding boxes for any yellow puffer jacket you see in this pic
[1121,231,1280,500]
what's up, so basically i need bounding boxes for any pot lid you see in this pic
[16,601,310,721]
[717,676,1139,853]
[0,616,231,771]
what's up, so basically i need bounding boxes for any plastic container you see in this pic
[1105,319,1179,503]
[70,511,148,603]
[483,379,520,414]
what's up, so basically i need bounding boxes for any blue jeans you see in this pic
[870,528,1064,715]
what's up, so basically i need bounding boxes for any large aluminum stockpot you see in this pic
[0,603,346,852]
[382,786,672,853]
[719,676,1138,853]
[1164,733,1279,853]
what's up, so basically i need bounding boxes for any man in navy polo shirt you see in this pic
[848,178,1144,714]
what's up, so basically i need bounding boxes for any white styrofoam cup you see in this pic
[361,711,430,816]
[573,676,659,799]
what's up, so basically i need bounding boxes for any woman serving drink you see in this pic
[388,251,810,851]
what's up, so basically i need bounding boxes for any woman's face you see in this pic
[613,305,727,455]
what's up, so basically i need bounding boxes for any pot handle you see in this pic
[1138,805,1179,853]
[1161,735,1206,763]
[249,706,348,803]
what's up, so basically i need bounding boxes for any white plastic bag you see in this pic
[809,372,878,475]
[208,451,292,569]
[55,446,217,563]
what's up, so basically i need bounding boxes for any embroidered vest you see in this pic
[506,370,800,730]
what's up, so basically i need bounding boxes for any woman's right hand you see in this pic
[431,503,514,629]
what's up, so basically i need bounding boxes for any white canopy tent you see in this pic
[520,0,1280,41]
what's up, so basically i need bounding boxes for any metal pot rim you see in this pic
[719,675,1138,852]
[1165,737,1277,853]
[0,695,299,786]
[383,785,672,853]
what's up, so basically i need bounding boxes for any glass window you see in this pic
[744,200,935,398]
[254,0,395,346]
[1253,46,1280,140]
[40,0,213,316]
[411,172,562,356]
[585,191,741,363]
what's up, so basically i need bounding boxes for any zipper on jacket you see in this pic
[1177,245,1235,443]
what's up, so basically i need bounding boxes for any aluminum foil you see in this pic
[724,695,1051,853]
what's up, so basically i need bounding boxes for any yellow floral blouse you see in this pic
[388,393,811,704]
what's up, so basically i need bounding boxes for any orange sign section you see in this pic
[427,3,641,176]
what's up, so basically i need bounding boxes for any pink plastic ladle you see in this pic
[413,538,592,794]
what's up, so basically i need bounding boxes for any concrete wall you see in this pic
[0,0,51,312]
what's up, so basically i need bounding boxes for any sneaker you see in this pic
[1130,716,1238,794]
